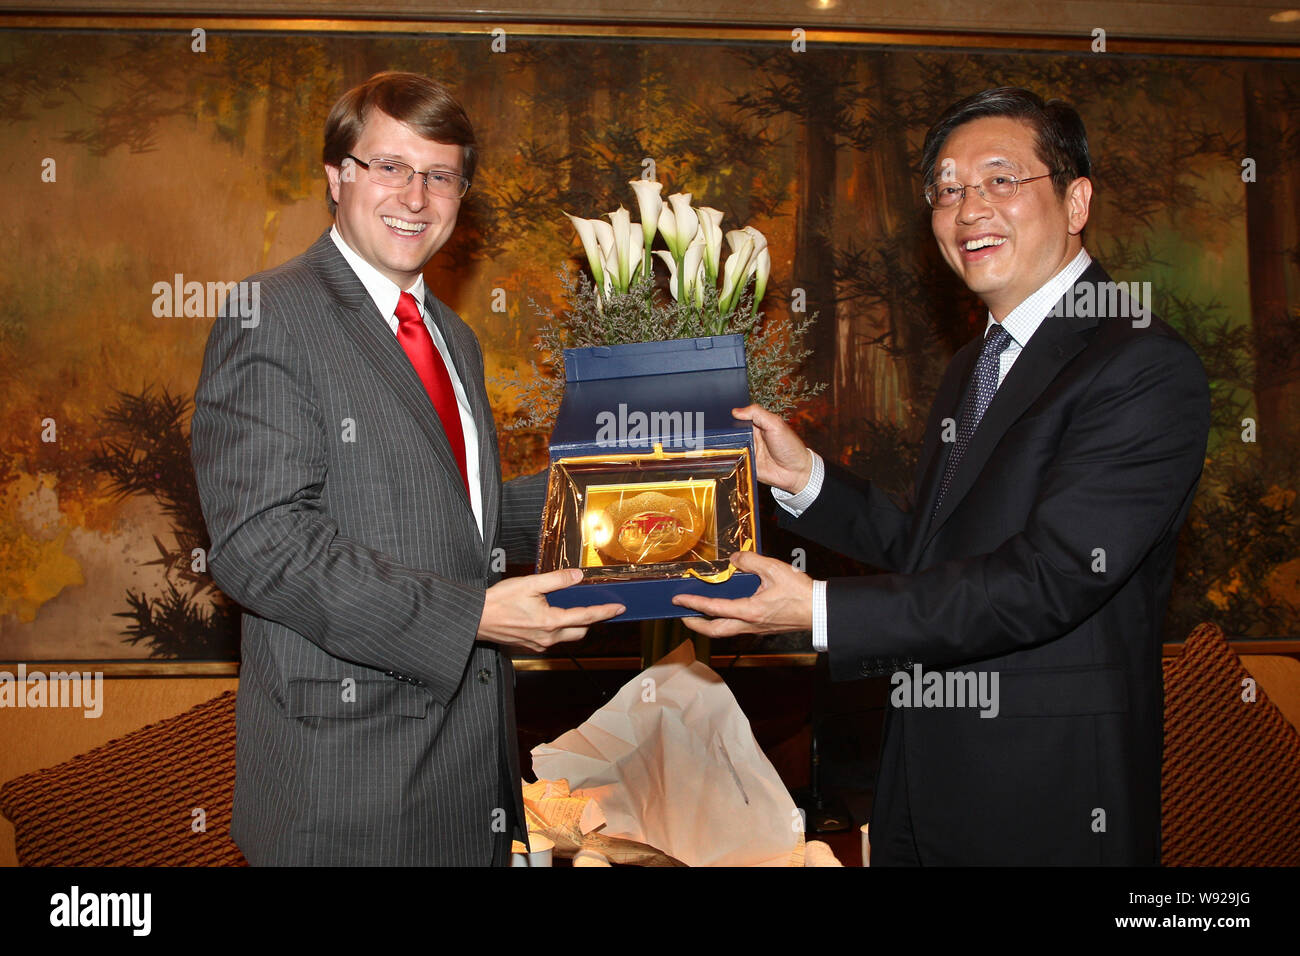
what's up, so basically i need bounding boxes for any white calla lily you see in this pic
[571,186,774,324]
[655,250,681,300]
[591,218,615,252]
[629,179,663,278]
[667,193,699,255]
[606,206,638,292]
[719,230,756,314]
[601,243,620,295]
[565,212,611,290]
[656,205,680,259]
[733,228,765,288]
[725,228,753,256]
[595,219,617,302]
[696,207,724,283]
[692,257,707,309]
[741,224,768,255]
[628,236,644,282]
[752,247,771,311]
[742,227,769,311]
[682,233,706,304]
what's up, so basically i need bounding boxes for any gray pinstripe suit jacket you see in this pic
[191,230,546,865]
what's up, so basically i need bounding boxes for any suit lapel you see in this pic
[902,341,979,570]
[913,343,979,520]
[304,233,473,513]
[921,263,1105,547]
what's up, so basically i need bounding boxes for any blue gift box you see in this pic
[538,334,763,622]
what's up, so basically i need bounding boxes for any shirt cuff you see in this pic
[771,450,824,517]
[811,579,828,652]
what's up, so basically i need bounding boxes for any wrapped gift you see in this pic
[539,334,762,621]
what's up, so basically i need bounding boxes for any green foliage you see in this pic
[1164,289,1255,438]
[117,580,241,659]
[88,387,239,659]
[844,417,922,505]
[504,270,823,431]
[1164,295,1299,638]
[1167,447,1297,639]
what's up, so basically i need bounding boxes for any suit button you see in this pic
[477,668,492,684]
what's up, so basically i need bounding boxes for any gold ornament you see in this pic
[593,491,705,564]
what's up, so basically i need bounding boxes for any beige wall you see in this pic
[0,677,237,866]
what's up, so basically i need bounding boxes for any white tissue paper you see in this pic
[532,641,800,866]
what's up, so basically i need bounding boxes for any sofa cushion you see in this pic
[0,691,244,866]
[1162,623,1300,866]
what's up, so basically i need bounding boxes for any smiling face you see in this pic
[325,109,463,289]
[930,116,1091,320]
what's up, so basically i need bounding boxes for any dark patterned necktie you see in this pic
[394,291,469,496]
[932,323,1012,517]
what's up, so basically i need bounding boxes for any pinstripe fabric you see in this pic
[191,231,547,865]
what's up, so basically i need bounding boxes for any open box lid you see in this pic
[550,334,753,456]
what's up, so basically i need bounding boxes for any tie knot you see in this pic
[984,323,1012,355]
[395,291,423,327]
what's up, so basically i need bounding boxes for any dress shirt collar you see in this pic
[985,247,1092,346]
[330,224,427,321]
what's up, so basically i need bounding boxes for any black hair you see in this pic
[920,87,1090,198]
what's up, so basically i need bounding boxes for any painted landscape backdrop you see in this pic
[1,27,1297,661]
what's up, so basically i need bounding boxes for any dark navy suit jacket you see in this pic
[784,262,1209,864]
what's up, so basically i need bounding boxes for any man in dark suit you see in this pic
[674,88,1209,865]
[191,72,622,865]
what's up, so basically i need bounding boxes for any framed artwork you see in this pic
[1,17,1296,672]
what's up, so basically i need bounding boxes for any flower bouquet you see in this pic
[508,179,822,430]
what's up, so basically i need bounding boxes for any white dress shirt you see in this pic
[330,225,484,538]
[776,248,1092,651]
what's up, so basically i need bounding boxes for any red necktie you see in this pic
[394,291,469,497]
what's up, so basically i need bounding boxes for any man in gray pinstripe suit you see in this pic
[191,73,623,865]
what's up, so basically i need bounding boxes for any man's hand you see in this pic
[732,404,811,493]
[478,569,624,653]
[671,551,813,636]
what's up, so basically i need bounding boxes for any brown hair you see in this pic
[322,72,477,213]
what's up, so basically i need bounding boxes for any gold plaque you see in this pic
[582,479,716,566]
[591,490,705,564]
[537,446,757,582]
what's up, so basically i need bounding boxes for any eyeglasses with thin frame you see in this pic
[344,154,470,199]
[924,171,1059,209]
